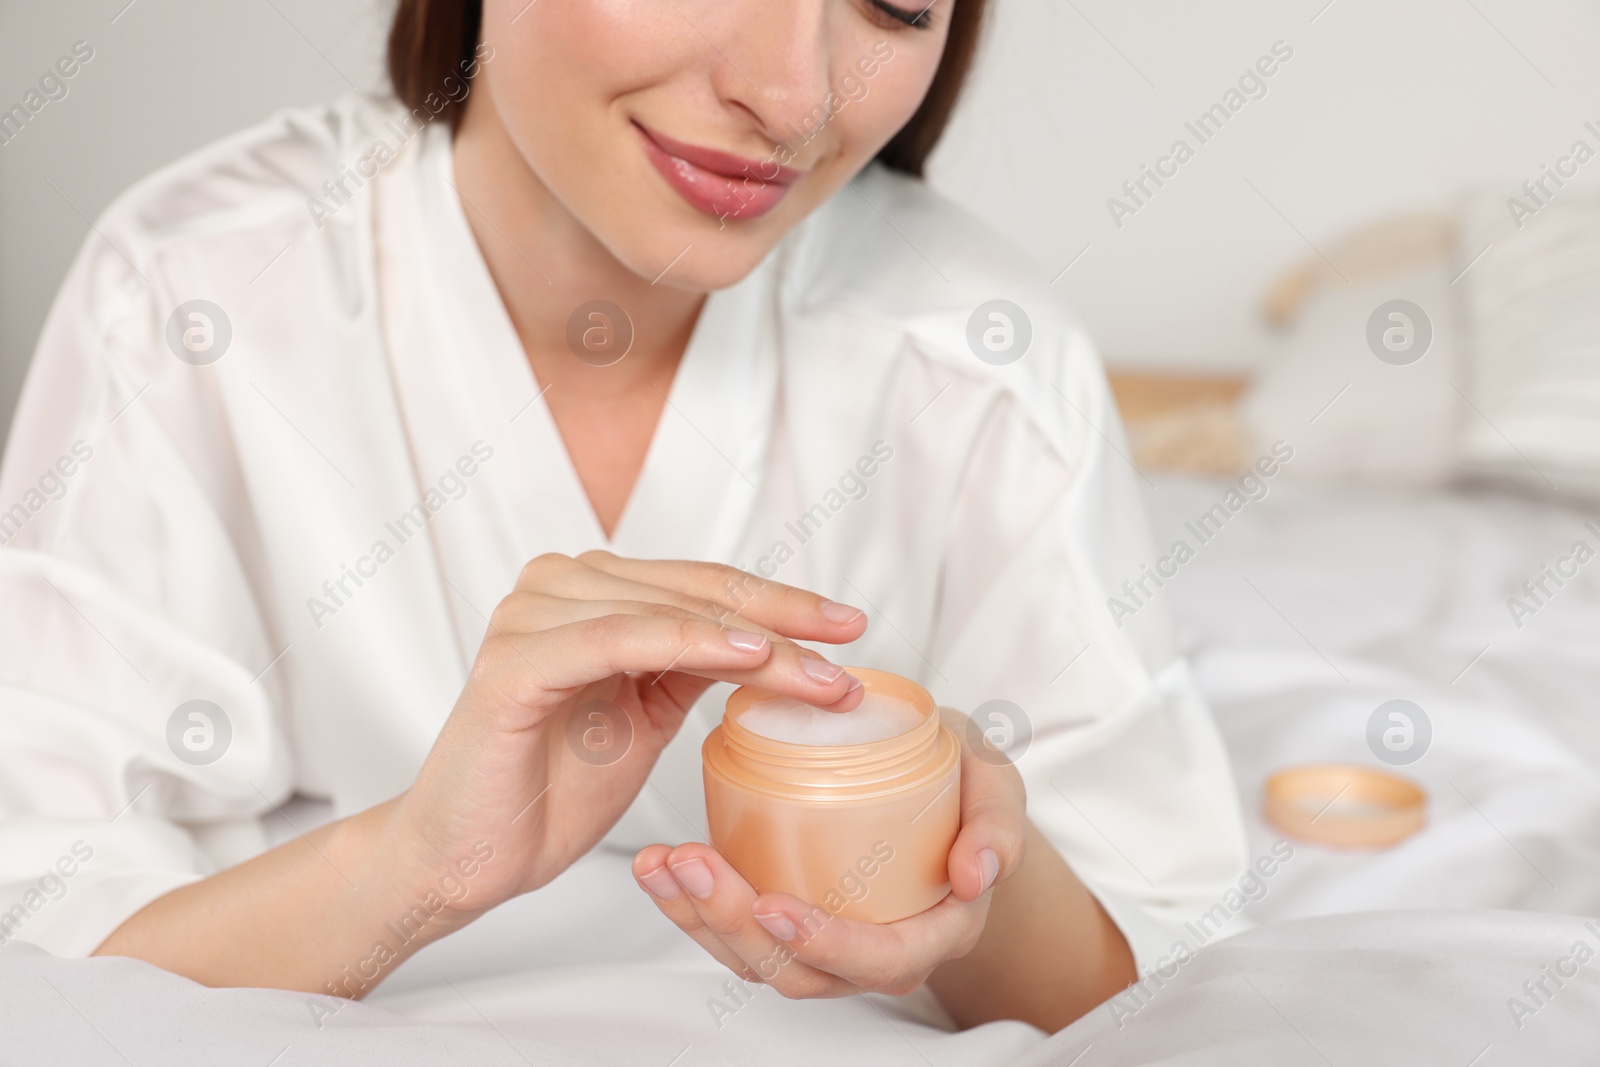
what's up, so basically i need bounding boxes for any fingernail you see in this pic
[800,655,845,685]
[670,857,715,899]
[978,848,1000,892]
[754,911,797,941]
[724,629,768,653]
[819,600,863,624]
[640,866,681,901]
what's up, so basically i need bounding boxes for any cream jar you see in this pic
[702,668,961,924]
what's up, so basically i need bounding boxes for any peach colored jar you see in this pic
[702,668,961,924]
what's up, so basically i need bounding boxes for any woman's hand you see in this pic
[95,550,871,994]
[631,708,1028,999]
[390,550,868,920]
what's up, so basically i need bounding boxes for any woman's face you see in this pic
[473,0,954,290]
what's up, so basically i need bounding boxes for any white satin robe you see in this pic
[0,96,1245,980]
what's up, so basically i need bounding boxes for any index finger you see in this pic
[575,550,868,644]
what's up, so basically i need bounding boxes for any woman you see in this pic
[0,0,1245,1038]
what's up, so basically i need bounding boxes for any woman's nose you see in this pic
[703,0,834,147]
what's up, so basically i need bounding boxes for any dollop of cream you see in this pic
[737,692,923,746]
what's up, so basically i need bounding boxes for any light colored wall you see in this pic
[930,0,1600,370]
[3,0,1599,450]
[0,0,389,452]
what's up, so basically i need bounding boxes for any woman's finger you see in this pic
[477,610,863,711]
[745,890,986,996]
[939,707,1028,902]
[487,590,799,662]
[633,845,850,997]
[503,565,788,645]
[475,611,767,695]
[487,591,863,710]
[573,550,869,644]
[663,844,855,998]
[632,846,765,983]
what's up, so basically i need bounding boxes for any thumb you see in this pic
[939,707,1028,902]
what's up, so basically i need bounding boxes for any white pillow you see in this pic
[1241,260,1461,486]
[1454,190,1600,501]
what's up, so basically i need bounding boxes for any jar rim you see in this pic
[705,669,958,801]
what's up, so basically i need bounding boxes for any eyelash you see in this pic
[863,0,937,31]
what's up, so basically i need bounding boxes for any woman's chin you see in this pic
[605,226,778,293]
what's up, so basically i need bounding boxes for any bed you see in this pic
[1111,370,1600,922]
[7,456,1597,1064]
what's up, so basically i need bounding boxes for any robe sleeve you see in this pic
[926,328,1248,975]
[0,223,292,958]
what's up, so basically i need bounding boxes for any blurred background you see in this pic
[4,0,1600,452]
[4,0,1600,997]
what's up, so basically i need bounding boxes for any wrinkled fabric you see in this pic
[1151,476,1600,923]
[2,908,1592,1066]
[0,96,1244,976]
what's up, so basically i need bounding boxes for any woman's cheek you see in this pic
[833,34,948,160]
[482,1,674,124]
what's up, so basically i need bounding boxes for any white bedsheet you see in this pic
[1146,476,1600,925]
[6,908,1596,1065]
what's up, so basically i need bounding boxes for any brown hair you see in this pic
[387,0,989,177]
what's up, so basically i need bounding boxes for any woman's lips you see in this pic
[634,121,802,222]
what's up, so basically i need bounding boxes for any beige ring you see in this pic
[1263,764,1427,848]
